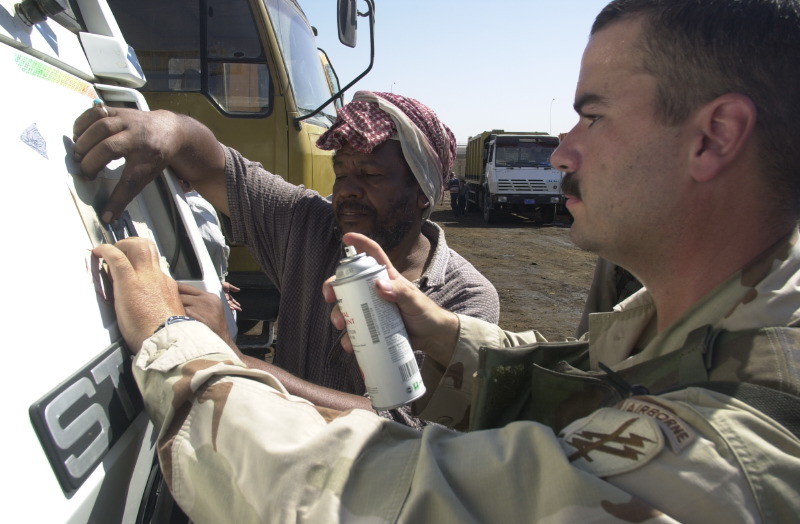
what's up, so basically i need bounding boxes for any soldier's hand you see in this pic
[323,233,460,367]
[92,238,185,353]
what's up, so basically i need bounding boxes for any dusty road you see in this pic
[432,201,597,340]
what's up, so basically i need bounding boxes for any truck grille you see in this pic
[497,179,549,192]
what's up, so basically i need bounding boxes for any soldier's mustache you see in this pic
[561,173,581,199]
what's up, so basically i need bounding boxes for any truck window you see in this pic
[110,0,271,116]
[495,137,558,168]
[319,48,343,110]
[266,0,337,124]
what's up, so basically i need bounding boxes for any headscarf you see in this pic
[316,90,457,220]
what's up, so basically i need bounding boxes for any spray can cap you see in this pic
[344,245,357,257]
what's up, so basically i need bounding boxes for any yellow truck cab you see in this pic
[107,0,375,350]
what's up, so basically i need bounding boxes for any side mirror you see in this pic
[337,0,357,48]
[296,0,374,127]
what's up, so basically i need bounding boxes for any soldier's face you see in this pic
[551,16,689,269]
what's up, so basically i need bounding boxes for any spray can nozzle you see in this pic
[344,245,357,258]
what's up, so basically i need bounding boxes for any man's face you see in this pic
[332,140,425,251]
[550,16,690,268]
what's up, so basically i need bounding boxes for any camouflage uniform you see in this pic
[133,231,800,523]
[575,257,642,337]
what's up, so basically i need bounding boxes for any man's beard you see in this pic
[335,196,416,251]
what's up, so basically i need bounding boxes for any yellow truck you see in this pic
[464,130,563,224]
[107,0,376,349]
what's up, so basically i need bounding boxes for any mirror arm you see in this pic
[294,0,375,129]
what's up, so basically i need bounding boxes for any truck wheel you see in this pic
[483,192,498,224]
[540,204,556,224]
[465,194,477,213]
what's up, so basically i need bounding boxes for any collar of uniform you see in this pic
[588,228,800,373]
[588,292,656,372]
[718,227,800,332]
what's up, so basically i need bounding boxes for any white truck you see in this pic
[0,0,367,521]
[464,130,563,224]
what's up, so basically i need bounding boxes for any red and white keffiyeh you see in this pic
[317,91,456,219]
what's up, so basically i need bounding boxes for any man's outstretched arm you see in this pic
[92,237,761,523]
[176,282,373,412]
[74,107,228,222]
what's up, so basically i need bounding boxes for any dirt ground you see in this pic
[431,201,597,340]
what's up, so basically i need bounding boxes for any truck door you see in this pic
[109,0,343,349]
[486,142,496,192]
[108,0,337,192]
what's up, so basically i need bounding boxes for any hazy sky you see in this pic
[300,0,610,144]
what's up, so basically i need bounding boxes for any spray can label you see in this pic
[331,246,426,410]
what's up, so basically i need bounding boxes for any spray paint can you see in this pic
[331,246,426,410]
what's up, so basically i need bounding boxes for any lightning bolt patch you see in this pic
[559,408,664,477]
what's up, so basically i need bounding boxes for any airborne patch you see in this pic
[559,408,664,477]
[619,397,697,453]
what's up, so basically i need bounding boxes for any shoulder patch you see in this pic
[619,396,697,453]
[559,408,663,477]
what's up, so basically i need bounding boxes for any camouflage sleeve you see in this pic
[132,323,794,523]
[132,321,420,523]
[415,314,546,428]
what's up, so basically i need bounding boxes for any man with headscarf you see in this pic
[72,90,499,424]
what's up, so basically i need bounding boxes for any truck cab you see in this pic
[106,0,373,352]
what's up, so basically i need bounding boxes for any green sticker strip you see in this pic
[14,53,97,99]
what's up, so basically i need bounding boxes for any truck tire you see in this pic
[465,192,477,213]
[483,191,499,224]
[540,204,556,224]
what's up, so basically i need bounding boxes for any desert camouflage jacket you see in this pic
[133,231,800,523]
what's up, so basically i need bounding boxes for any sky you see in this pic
[300,0,610,144]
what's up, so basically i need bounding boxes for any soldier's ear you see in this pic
[689,93,757,183]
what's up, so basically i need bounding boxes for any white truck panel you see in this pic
[0,5,224,520]
[0,0,94,79]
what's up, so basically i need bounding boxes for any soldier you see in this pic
[93,0,800,521]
